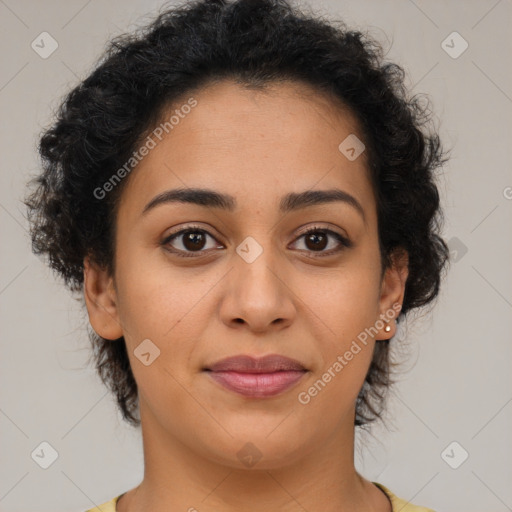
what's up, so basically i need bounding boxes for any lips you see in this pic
[204,354,306,373]
[204,354,307,398]
[203,354,307,398]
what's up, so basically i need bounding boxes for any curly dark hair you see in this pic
[24,0,450,429]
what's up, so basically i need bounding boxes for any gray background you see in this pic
[1,0,511,511]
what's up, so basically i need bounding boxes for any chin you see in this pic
[201,430,310,471]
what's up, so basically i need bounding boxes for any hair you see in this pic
[24,0,450,429]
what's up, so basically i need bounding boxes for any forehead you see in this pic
[118,79,375,221]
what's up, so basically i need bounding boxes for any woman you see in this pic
[24,0,450,510]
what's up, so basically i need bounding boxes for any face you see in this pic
[84,80,407,470]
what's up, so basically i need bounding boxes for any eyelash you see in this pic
[161,224,352,259]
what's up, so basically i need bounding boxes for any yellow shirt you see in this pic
[84,482,435,511]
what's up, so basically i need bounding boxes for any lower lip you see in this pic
[205,370,306,398]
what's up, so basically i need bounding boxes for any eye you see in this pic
[161,224,221,258]
[291,225,352,256]
[161,224,352,258]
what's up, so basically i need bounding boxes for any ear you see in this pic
[83,256,124,340]
[377,247,409,340]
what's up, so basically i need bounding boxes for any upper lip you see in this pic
[204,354,307,373]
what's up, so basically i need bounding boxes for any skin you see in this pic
[84,80,408,512]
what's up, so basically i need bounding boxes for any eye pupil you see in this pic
[184,231,206,251]
[305,231,328,251]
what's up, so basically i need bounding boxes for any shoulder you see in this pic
[373,482,436,512]
[83,494,122,512]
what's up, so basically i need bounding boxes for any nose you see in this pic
[220,242,295,333]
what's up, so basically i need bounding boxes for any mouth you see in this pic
[202,354,308,398]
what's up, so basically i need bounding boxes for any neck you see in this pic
[117,400,391,512]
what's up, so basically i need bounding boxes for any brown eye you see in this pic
[291,227,352,256]
[304,231,328,251]
[181,230,208,251]
[161,224,352,259]
[162,225,220,257]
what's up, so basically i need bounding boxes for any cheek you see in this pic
[114,263,207,414]
[111,253,201,391]
[295,269,380,411]
[114,243,200,337]
[304,262,381,341]
[295,343,373,437]
[296,260,381,401]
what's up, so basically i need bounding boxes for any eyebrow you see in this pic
[141,187,366,222]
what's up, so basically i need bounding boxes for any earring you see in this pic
[384,322,391,333]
